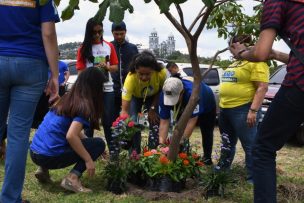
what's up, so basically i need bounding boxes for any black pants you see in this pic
[30,138,105,176]
[198,107,216,159]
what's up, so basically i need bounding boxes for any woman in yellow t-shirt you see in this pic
[121,51,167,152]
[217,35,269,183]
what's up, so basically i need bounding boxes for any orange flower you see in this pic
[144,151,153,157]
[179,152,188,159]
[195,161,204,167]
[192,153,200,160]
[159,155,170,165]
[183,159,190,166]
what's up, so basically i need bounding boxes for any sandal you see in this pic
[61,175,92,193]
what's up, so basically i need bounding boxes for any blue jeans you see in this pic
[218,103,259,180]
[253,86,304,203]
[30,138,105,177]
[129,96,159,153]
[0,56,48,203]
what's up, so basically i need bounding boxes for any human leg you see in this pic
[0,56,48,203]
[198,107,216,165]
[129,97,142,153]
[217,108,238,169]
[253,86,304,203]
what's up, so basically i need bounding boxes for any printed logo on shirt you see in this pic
[141,85,154,97]
[0,0,36,8]
[193,104,199,114]
[122,87,127,96]
[222,71,237,83]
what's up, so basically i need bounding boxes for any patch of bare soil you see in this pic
[126,180,207,202]
[278,183,304,201]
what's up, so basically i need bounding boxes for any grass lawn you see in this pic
[0,127,303,203]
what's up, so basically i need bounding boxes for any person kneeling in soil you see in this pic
[158,76,216,165]
[30,67,106,193]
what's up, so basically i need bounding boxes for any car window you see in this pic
[183,67,220,86]
[68,62,77,75]
[269,66,287,84]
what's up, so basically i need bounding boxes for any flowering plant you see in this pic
[131,145,205,182]
[111,114,140,141]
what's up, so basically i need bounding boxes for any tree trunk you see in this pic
[168,40,201,161]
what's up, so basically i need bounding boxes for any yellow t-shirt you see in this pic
[122,68,167,101]
[219,60,269,108]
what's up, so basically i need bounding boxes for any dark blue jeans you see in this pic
[30,138,105,177]
[129,96,159,153]
[253,85,304,203]
[198,107,216,159]
[218,103,259,180]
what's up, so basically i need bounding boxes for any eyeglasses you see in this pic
[93,29,103,35]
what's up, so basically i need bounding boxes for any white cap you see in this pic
[163,77,184,106]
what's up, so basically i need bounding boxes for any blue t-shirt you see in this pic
[30,110,90,156]
[159,79,215,119]
[0,0,60,60]
[58,60,68,85]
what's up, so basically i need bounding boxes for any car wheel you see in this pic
[295,123,304,146]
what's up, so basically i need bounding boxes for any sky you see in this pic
[55,0,290,60]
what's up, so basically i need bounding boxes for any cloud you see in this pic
[56,0,290,60]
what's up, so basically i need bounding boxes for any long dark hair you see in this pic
[52,67,105,130]
[80,18,103,63]
[129,50,162,73]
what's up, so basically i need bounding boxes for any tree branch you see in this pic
[189,7,205,32]
[175,3,189,35]
[193,5,214,41]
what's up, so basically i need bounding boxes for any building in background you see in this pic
[149,29,175,58]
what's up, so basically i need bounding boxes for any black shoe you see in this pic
[202,157,213,166]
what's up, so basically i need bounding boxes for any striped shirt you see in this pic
[261,0,304,91]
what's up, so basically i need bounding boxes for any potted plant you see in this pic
[103,114,140,194]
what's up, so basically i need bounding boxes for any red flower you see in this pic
[144,151,153,157]
[179,152,188,159]
[159,155,170,165]
[120,114,129,120]
[143,146,149,153]
[128,121,135,127]
[183,159,190,166]
[195,161,204,167]
[112,121,118,127]
[192,153,200,160]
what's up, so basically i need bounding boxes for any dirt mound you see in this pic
[126,181,206,202]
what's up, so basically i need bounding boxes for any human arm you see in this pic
[231,29,289,63]
[121,99,130,115]
[247,81,268,128]
[41,21,59,103]
[159,119,170,144]
[63,70,70,85]
[182,116,198,140]
[66,121,95,177]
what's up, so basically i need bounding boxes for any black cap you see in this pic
[111,21,126,31]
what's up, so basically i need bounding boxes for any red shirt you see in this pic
[261,0,304,91]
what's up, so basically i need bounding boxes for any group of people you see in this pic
[0,0,303,203]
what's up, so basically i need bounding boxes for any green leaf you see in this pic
[54,0,60,6]
[109,2,125,24]
[69,0,79,8]
[88,0,99,3]
[159,0,172,13]
[94,0,110,24]
[172,0,187,4]
[61,6,74,21]
[119,0,134,13]
[202,0,215,8]
[143,0,152,3]
[39,0,48,6]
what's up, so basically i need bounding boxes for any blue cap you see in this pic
[111,21,126,31]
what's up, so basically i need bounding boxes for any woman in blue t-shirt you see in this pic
[30,67,106,193]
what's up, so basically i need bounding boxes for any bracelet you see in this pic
[249,108,258,113]
[237,48,248,60]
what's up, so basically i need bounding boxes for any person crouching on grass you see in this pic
[30,67,106,193]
